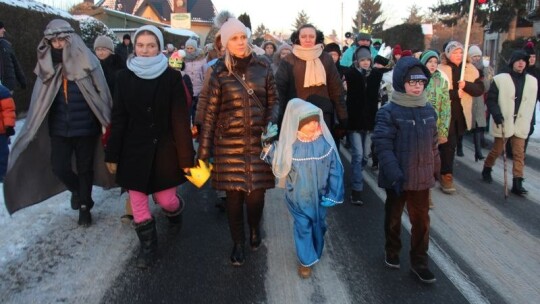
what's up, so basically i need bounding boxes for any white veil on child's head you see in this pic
[272,98,341,178]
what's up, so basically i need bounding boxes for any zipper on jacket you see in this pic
[63,77,70,135]
[243,72,252,194]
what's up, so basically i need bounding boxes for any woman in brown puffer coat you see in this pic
[197,11,278,267]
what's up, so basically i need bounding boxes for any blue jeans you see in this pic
[349,131,369,192]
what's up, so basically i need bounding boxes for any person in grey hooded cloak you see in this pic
[3,19,113,226]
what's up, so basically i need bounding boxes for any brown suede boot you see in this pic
[440,174,456,194]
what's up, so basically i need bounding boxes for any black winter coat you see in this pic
[344,67,383,131]
[0,38,26,91]
[197,55,278,192]
[114,43,133,63]
[105,68,195,194]
[99,53,125,95]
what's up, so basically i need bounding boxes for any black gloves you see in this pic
[493,114,504,126]
[5,126,15,137]
[333,124,347,139]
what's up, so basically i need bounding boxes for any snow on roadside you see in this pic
[0,120,137,303]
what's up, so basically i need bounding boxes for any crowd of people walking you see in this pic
[1,8,538,286]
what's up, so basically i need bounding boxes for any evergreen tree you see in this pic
[351,0,385,35]
[431,0,526,40]
[77,16,119,49]
[292,10,310,31]
[253,24,270,46]
[254,24,270,39]
[238,13,252,30]
[404,4,424,24]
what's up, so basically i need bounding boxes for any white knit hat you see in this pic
[133,25,164,51]
[94,35,114,53]
[445,41,463,57]
[218,18,247,47]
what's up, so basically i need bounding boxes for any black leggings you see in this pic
[226,189,266,244]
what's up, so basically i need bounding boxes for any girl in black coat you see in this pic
[104,25,195,269]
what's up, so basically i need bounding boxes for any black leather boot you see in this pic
[250,228,261,251]
[473,131,484,161]
[511,177,528,196]
[230,243,245,266]
[135,219,158,269]
[482,167,492,183]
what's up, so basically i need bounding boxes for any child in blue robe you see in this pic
[261,98,344,278]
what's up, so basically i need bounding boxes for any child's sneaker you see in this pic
[298,265,311,279]
[411,267,436,284]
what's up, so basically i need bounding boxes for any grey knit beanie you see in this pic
[468,45,482,57]
[185,38,198,49]
[94,35,114,53]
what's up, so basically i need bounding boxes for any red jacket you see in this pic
[0,85,16,134]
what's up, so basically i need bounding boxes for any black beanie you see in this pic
[324,42,342,56]
[0,21,4,29]
[374,55,389,66]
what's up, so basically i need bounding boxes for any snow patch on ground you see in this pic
[0,120,137,303]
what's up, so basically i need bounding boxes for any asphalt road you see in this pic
[100,146,504,304]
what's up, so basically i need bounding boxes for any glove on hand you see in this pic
[493,114,504,126]
[5,126,15,137]
[261,122,278,146]
[333,124,347,139]
[320,196,337,207]
[392,178,403,196]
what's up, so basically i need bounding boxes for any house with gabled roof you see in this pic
[91,0,216,45]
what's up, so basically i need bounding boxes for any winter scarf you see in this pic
[184,48,204,62]
[127,53,168,80]
[292,44,326,88]
[391,91,428,108]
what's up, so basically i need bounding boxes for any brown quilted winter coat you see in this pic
[197,55,278,192]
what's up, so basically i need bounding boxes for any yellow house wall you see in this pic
[140,6,161,22]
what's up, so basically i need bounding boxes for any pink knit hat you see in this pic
[214,11,247,47]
